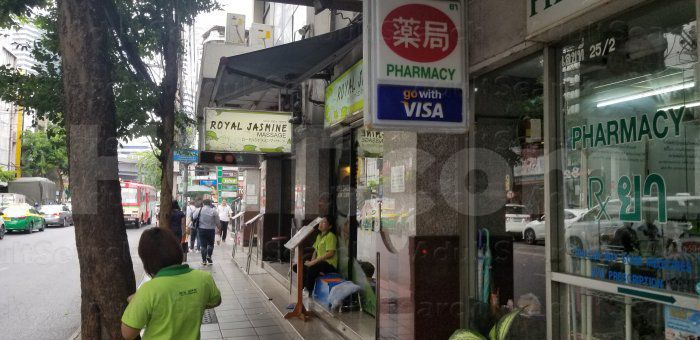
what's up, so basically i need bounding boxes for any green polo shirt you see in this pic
[313,231,338,268]
[121,264,221,340]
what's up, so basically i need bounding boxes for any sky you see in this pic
[123,1,255,149]
[197,0,255,29]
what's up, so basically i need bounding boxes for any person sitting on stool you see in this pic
[295,217,338,296]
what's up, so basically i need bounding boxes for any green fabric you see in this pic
[121,265,221,340]
[313,231,338,268]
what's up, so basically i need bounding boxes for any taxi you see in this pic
[2,203,45,234]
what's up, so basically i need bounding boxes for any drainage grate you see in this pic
[201,309,218,324]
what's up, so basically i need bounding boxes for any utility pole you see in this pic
[14,104,23,178]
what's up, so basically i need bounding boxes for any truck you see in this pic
[8,177,58,206]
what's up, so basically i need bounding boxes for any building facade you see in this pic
[198,1,700,338]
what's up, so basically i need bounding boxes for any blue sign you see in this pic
[174,149,199,163]
[376,84,463,122]
[199,180,217,186]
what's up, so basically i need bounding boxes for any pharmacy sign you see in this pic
[364,0,467,133]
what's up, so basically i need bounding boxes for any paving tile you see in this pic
[254,326,284,336]
[243,307,268,314]
[200,330,223,339]
[217,314,251,323]
[258,334,293,340]
[221,327,257,337]
[218,309,247,317]
[219,321,253,330]
[223,336,259,340]
[246,313,276,321]
[217,304,244,311]
[250,318,279,328]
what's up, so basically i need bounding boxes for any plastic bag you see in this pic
[216,233,222,245]
[329,281,361,309]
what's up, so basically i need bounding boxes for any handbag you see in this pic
[192,207,202,229]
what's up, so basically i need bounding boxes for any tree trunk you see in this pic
[157,9,181,230]
[57,0,136,338]
[56,169,65,202]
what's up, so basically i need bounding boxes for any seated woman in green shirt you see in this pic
[121,228,221,340]
[302,217,339,295]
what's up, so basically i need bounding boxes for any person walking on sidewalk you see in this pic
[217,200,232,244]
[187,200,200,252]
[193,199,219,266]
[121,228,221,340]
[169,200,187,252]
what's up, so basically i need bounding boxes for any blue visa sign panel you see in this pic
[376,85,463,122]
[364,0,467,133]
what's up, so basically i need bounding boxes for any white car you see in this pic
[522,209,587,244]
[505,204,531,235]
[565,195,699,254]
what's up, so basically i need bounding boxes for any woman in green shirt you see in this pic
[302,217,339,295]
[121,228,221,340]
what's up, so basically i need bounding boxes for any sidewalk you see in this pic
[186,241,301,340]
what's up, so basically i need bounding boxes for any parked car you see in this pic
[505,204,532,235]
[0,219,5,240]
[522,209,587,244]
[40,204,73,228]
[2,203,45,233]
[565,195,699,255]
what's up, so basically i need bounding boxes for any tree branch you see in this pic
[102,0,156,88]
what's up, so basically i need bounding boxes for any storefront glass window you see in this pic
[559,2,699,337]
[560,0,699,298]
[355,128,383,316]
[471,54,545,339]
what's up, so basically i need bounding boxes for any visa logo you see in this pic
[402,101,444,118]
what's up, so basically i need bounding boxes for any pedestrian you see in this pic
[187,200,199,252]
[192,199,220,266]
[121,228,221,340]
[293,217,338,296]
[169,200,187,253]
[217,200,232,244]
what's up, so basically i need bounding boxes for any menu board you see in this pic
[285,217,322,249]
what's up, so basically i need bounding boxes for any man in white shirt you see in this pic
[186,200,199,251]
[217,201,232,243]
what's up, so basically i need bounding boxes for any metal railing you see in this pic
[230,211,246,259]
[245,213,264,274]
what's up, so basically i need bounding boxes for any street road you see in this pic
[0,224,150,340]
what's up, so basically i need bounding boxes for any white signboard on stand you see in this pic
[364,0,467,133]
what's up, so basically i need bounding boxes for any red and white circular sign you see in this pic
[381,4,458,63]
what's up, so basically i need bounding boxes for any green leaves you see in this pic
[449,330,487,340]
[489,308,522,340]
[20,125,68,178]
[132,151,161,190]
[449,308,523,340]
[0,0,48,28]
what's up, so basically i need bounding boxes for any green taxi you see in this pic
[2,204,45,233]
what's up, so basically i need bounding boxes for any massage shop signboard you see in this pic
[364,0,467,133]
[325,60,363,127]
[204,108,292,153]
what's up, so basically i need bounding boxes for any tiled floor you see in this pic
[188,242,301,340]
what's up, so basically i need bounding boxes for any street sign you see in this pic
[221,177,238,185]
[364,0,467,133]
[174,149,199,163]
[199,179,217,186]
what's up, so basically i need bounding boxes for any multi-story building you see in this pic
[0,45,18,173]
